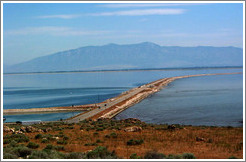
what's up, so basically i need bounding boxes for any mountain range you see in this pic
[4,42,243,73]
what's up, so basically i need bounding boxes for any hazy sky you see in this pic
[3,2,244,65]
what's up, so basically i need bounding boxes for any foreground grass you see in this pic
[3,119,243,159]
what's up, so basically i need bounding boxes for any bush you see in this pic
[144,151,165,159]
[228,156,238,159]
[4,134,29,143]
[13,146,32,157]
[166,154,182,159]
[3,139,11,144]
[96,139,103,143]
[84,143,98,146]
[54,145,65,151]
[57,140,68,145]
[130,153,142,159]
[44,144,53,150]
[104,134,110,138]
[41,139,49,143]
[182,153,196,159]
[35,134,42,139]
[86,146,117,159]
[65,152,86,159]
[27,142,39,149]
[63,136,69,140]
[93,132,99,136]
[29,150,65,159]
[127,139,144,146]
[96,127,104,131]
[110,132,118,138]
[8,140,18,147]
[3,153,18,159]
[29,150,49,159]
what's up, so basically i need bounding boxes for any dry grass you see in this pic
[4,120,243,159]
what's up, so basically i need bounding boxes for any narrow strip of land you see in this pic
[3,72,242,123]
[65,72,242,123]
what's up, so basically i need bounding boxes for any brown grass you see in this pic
[4,121,243,159]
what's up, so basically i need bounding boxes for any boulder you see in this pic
[26,126,37,133]
[14,130,24,134]
[3,125,12,133]
[124,126,142,132]
[20,126,26,133]
[43,127,52,132]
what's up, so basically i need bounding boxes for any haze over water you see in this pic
[3,68,243,126]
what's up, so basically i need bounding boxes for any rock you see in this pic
[196,137,205,142]
[3,126,11,133]
[124,126,142,132]
[37,129,43,133]
[15,130,24,134]
[20,126,26,133]
[10,128,15,133]
[43,127,52,132]
[26,126,37,133]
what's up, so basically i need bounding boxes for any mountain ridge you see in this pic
[4,42,243,73]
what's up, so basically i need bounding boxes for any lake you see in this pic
[3,68,243,126]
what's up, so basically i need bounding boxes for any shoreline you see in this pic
[3,72,242,123]
[3,66,242,75]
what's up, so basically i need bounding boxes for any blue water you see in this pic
[3,68,243,125]
[4,111,82,122]
[115,73,243,127]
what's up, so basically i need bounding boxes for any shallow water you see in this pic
[3,68,243,124]
[115,74,243,127]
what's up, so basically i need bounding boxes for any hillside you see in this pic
[4,42,243,73]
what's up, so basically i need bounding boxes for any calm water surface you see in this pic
[3,68,243,125]
[115,73,243,127]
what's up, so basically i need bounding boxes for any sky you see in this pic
[2,2,244,65]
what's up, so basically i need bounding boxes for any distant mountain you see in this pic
[4,42,243,73]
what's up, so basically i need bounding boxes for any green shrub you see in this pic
[130,153,142,159]
[29,150,65,159]
[65,152,86,159]
[3,153,18,159]
[3,139,11,144]
[110,132,118,138]
[96,139,103,143]
[144,151,165,159]
[93,132,99,136]
[127,139,144,146]
[182,153,196,159]
[96,127,104,131]
[44,144,53,150]
[63,136,69,140]
[13,146,32,157]
[228,156,238,159]
[54,145,65,151]
[41,139,49,143]
[4,134,29,143]
[66,126,74,129]
[8,140,18,147]
[29,150,49,159]
[27,142,39,149]
[104,134,110,138]
[57,140,68,145]
[86,146,117,159]
[35,134,42,139]
[167,154,182,159]
[84,143,98,146]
